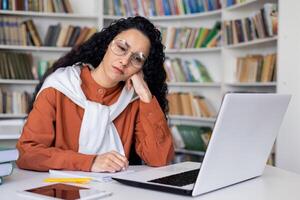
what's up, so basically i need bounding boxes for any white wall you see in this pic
[276,1,300,173]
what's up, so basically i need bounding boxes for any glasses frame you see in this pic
[110,39,147,69]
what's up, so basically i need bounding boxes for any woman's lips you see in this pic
[112,66,124,74]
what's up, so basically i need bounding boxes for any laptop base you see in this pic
[112,177,193,196]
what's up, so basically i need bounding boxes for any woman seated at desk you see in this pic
[16,16,174,173]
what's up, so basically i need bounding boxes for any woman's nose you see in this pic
[120,53,132,66]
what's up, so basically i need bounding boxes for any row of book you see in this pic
[171,125,212,151]
[0,147,18,185]
[0,89,32,114]
[225,0,246,7]
[0,0,73,13]
[0,17,97,47]
[104,0,221,17]
[223,3,278,45]
[168,93,216,117]
[164,57,213,83]
[0,52,34,80]
[235,53,276,83]
[159,21,221,49]
[44,23,97,47]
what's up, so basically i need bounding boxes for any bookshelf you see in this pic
[276,1,300,172]
[221,0,278,165]
[0,0,100,145]
[222,0,278,94]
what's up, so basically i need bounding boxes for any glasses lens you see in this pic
[111,40,127,56]
[131,53,145,68]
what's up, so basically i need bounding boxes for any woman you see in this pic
[16,16,174,173]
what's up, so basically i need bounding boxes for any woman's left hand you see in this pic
[126,71,152,103]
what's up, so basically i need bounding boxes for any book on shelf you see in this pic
[263,3,278,37]
[0,52,34,80]
[171,125,185,149]
[159,21,221,49]
[171,125,212,151]
[0,89,32,114]
[104,0,221,17]
[24,19,43,46]
[235,53,276,83]
[36,59,55,80]
[164,57,213,83]
[223,3,278,46]
[0,0,73,13]
[225,0,247,7]
[168,93,216,117]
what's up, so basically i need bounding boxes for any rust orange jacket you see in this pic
[16,66,174,171]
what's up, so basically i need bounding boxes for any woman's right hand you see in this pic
[91,151,129,173]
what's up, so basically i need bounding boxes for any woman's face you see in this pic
[101,28,151,83]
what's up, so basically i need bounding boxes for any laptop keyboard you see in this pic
[148,169,200,187]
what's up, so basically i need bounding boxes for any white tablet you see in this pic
[18,183,112,200]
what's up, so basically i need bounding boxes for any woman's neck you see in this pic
[91,63,117,88]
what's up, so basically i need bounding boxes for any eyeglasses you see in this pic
[110,39,147,69]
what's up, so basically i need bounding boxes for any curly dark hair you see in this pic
[29,16,169,115]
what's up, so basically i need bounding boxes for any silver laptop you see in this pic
[113,93,291,196]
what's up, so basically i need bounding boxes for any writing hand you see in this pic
[91,151,129,173]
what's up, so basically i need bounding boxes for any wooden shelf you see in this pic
[0,45,71,52]
[224,0,258,11]
[226,82,277,87]
[165,47,221,54]
[167,82,221,87]
[0,10,97,19]
[224,37,277,49]
[168,115,216,127]
[175,149,205,156]
[103,10,222,21]
[0,119,24,139]
[0,134,20,140]
[0,79,39,85]
[0,114,27,119]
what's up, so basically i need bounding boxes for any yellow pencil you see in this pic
[44,178,92,184]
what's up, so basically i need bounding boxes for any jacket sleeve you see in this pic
[16,88,96,172]
[134,96,174,166]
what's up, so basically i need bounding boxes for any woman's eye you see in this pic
[117,45,127,52]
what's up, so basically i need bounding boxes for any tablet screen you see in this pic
[25,183,106,200]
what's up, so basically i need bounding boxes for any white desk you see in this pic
[1,166,300,200]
